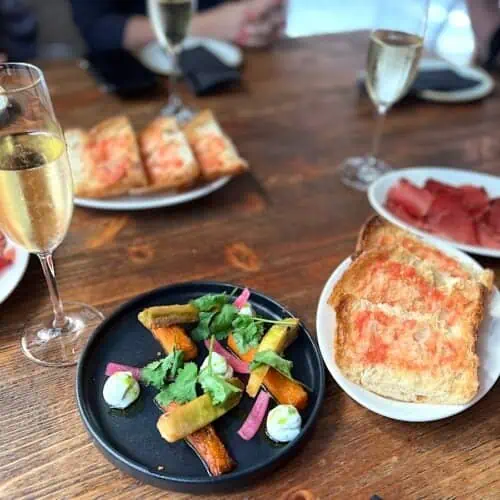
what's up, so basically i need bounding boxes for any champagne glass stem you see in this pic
[168,50,181,109]
[38,252,66,330]
[368,106,388,165]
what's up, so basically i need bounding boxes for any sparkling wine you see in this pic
[366,29,423,109]
[0,132,73,253]
[148,0,193,51]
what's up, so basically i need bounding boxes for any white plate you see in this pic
[0,239,29,304]
[368,167,500,258]
[74,177,231,211]
[417,58,494,103]
[138,37,243,76]
[316,242,500,422]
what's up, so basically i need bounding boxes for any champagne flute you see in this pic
[0,63,103,367]
[341,0,429,191]
[147,0,196,123]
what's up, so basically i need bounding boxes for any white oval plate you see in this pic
[0,238,29,304]
[417,58,494,104]
[316,241,500,422]
[368,167,500,258]
[74,177,231,211]
[138,37,243,76]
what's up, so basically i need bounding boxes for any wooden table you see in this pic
[2,33,500,500]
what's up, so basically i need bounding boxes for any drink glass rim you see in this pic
[0,62,44,95]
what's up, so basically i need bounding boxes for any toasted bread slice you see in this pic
[183,110,248,181]
[138,117,200,192]
[75,116,147,198]
[358,215,494,290]
[65,128,88,197]
[335,295,479,404]
[329,247,487,327]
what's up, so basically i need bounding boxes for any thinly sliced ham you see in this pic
[430,207,478,245]
[387,179,434,217]
[426,192,463,226]
[487,198,500,234]
[386,199,423,227]
[385,178,497,250]
[477,220,500,249]
[424,179,461,197]
[460,185,489,218]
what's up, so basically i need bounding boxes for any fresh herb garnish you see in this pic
[190,293,229,313]
[197,333,241,406]
[231,314,264,353]
[249,350,293,379]
[198,370,242,406]
[210,304,238,339]
[155,362,198,407]
[191,311,217,341]
[141,350,185,390]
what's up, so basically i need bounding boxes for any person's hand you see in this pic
[192,0,287,48]
[239,0,288,48]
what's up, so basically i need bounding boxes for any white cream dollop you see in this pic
[266,404,302,443]
[239,303,255,317]
[201,351,233,379]
[103,371,140,409]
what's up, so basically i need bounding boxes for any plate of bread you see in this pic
[316,215,500,422]
[66,110,248,211]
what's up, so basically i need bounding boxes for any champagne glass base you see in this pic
[21,301,104,367]
[340,156,391,191]
[160,94,196,125]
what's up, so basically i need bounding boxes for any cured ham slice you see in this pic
[387,179,434,217]
[487,198,500,233]
[477,220,500,249]
[385,178,499,250]
[460,185,489,219]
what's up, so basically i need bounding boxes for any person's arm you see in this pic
[467,0,500,63]
[70,0,154,52]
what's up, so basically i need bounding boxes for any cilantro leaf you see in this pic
[232,315,264,353]
[210,304,238,340]
[198,370,242,406]
[141,350,185,390]
[191,311,216,341]
[155,362,198,407]
[249,350,293,379]
[190,293,228,313]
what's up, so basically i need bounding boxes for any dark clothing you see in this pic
[70,0,225,53]
[0,0,37,60]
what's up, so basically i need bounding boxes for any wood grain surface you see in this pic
[1,33,500,500]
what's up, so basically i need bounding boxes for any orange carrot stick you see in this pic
[227,334,308,410]
[164,403,235,476]
[151,325,198,361]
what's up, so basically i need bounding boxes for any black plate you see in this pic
[76,281,325,494]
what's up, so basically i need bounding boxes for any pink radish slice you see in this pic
[234,288,251,309]
[237,390,271,441]
[105,362,141,380]
[203,339,250,374]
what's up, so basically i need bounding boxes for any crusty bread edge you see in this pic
[357,215,495,290]
[183,109,249,181]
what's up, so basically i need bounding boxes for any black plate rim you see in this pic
[76,280,325,489]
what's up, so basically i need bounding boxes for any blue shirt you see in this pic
[70,0,225,53]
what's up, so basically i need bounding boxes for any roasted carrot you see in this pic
[151,325,198,361]
[227,333,308,410]
[263,368,308,410]
[163,403,235,476]
[227,334,256,363]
